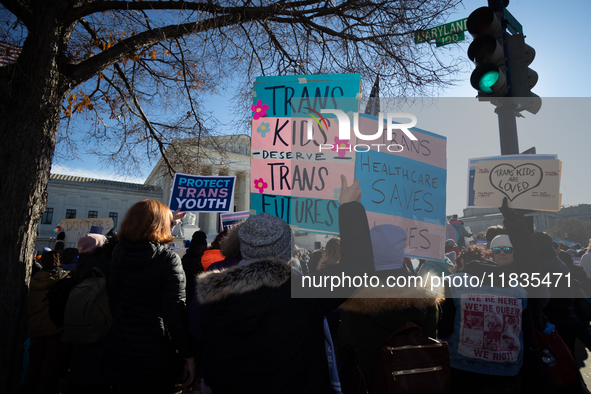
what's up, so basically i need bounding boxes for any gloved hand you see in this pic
[498,197,518,223]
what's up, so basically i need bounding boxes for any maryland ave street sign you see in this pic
[415,18,468,47]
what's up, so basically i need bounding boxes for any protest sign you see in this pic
[353,114,447,261]
[458,293,523,364]
[250,73,362,234]
[169,173,236,213]
[470,155,561,211]
[220,211,250,231]
[60,218,114,248]
[467,155,558,208]
[250,74,447,261]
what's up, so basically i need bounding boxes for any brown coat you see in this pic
[27,269,69,337]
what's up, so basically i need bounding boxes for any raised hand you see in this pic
[498,197,518,222]
[339,175,362,205]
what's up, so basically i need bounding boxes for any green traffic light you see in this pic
[470,63,506,95]
[479,70,500,93]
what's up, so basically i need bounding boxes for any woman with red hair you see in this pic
[103,200,195,393]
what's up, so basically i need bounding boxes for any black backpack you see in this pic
[44,275,78,328]
[62,268,112,344]
[360,322,451,394]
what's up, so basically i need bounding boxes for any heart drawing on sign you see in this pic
[489,163,543,201]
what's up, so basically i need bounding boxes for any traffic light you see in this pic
[467,7,507,98]
[507,34,541,114]
[466,5,541,114]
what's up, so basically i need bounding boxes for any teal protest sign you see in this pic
[250,73,361,234]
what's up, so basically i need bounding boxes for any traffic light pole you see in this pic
[488,0,519,155]
[496,104,519,154]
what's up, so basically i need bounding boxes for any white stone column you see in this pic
[235,170,250,212]
[233,170,243,212]
[245,171,251,212]
[206,166,219,238]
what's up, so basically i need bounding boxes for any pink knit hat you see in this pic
[77,233,107,254]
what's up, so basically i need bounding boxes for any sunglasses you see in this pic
[492,247,514,255]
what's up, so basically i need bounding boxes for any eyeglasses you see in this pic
[492,247,514,255]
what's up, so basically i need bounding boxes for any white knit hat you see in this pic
[490,234,512,249]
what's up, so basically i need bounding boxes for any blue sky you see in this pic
[52,0,591,217]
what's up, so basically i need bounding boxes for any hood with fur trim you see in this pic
[197,257,291,305]
[339,274,444,315]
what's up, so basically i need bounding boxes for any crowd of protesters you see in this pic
[23,175,591,394]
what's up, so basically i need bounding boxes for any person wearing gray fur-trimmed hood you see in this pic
[195,175,374,394]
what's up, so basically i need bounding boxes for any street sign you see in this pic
[504,9,523,35]
[415,18,468,46]
[436,31,465,47]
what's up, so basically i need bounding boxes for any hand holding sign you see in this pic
[171,208,187,230]
[471,155,561,212]
[173,208,187,221]
[339,175,361,205]
[498,197,519,223]
[489,163,543,201]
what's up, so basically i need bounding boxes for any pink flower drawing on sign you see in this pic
[254,178,268,193]
[251,100,269,120]
[332,137,351,158]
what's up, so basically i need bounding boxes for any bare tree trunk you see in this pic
[0,7,70,391]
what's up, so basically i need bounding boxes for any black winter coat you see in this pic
[338,269,443,387]
[538,249,578,328]
[490,213,566,393]
[181,244,207,305]
[196,201,374,394]
[503,214,577,328]
[102,239,194,386]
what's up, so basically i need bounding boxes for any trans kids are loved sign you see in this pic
[472,155,561,211]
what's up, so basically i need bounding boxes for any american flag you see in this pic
[0,42,22,66]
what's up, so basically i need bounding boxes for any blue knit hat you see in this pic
[370,224,407,271]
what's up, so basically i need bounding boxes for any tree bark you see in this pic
[0,5,70,392]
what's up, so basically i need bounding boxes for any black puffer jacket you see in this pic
[103,239,195,386]
[181,244,207,304]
